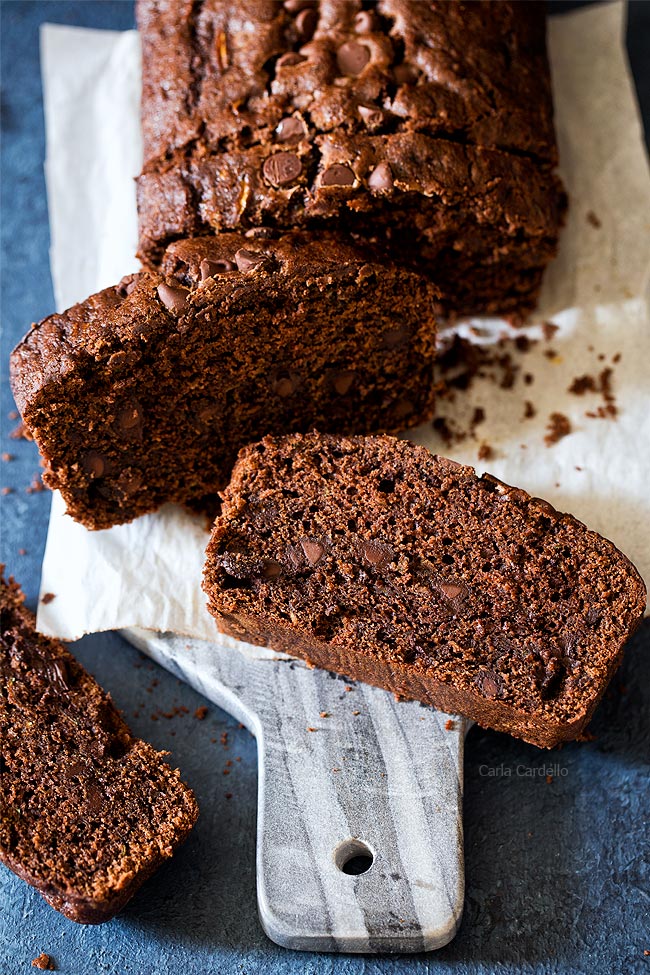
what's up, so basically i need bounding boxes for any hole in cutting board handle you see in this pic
[334,839,374,875]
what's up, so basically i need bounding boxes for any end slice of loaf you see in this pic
[203,433,646,748]
[0,572,198,923]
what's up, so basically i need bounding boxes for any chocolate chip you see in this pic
[283,0,315,11]
[381,326,409,349]
[358,104,384,128]
[275,116,306,144]
[263,151,302,187]
[116,274,138,298]
[82,451,105,478]
[477,670,502,699]
[116,403,142,433]
[321,164,355,187]
[157,282,190,314]
[200,258,236,283]
[337,41,370,76]
[440,582,463,600]
[234,248,270,272]
[117,468,143,496]
[394,63,419,85]
[262,560,283,580]
[277,52,307,68]
[333,370,355,395]
[300,538,324,565]
[274,373,296,397]
[361,539,393,568]
[354,11,376,32]
[295,7,317,40]
[368,161,394,191]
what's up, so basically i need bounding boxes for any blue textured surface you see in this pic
[1,2,649,972]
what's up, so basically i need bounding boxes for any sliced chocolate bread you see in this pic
[10,232,437,529]
[203,434,646,748]
[0,572,198,923]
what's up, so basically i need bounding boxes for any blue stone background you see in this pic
[1,2,648,972]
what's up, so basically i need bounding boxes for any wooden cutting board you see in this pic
[124,628,468,953]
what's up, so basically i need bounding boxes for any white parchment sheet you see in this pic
[37,1,649,640]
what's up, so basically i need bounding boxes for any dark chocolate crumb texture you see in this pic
[10,232,437,529]
[0,571,198,923]
[203,434,646,748]
[136,0,566,316]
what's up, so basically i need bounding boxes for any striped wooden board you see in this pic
[124,627,467,953]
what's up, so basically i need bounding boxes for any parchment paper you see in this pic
[37,2,650,640]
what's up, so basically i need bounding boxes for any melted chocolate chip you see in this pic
[234,248,270,272]
[300,538,324,565]
[381,326,409,349]
[262,560,283,580]
[283,0,315,11]
[263,151,302,187]
[321,164,355,187]
[157,283,190,314]
[275,116,306,144]
[358,104,384,128]
[337,41,370,76]
[82,451,105,478]
[274,373,296,397]
[394,63,419,85]
[477,669,502,699]
[439,582,463,600]
[333,370,355,395]
[200,258,236,282]
[295,7,317,40]
[361,539,393,568]
[116,274,138,298]
[116,403,142,435]
[368,161,394,191]
[277,52,307,68]
[354,11,376,32]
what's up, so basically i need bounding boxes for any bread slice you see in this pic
[10,232,437,529]
[203,433,646,748]
[0,572,198,923]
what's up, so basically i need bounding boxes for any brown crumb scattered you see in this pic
[352,710,360,716]
[1,452,13,461]
[612,352,621,363]
[319,711,329,718]
[41,593,56,605]
[445,719,455,731]
[223,768,230,775]
[644,949,650,956]
[542,321,559,340]
[225,759,232,767]
[32,955,54,971]
[471,407,485,427]
[238,722,245,729]
[523,400,536,419]
[546,775,553,784]
[575,466,583,471]
[18,548,26,556]
[568,374,597,395]
[26,473,44,494]
[332,767,341,773]
[306,726,317,732]
[194,706,209,720]
[225,793,233,800]
[524,372,534,385]
[10,421,31,441]
[344,685,353,692]
[544,412,571,446]
[236,756,241,762]
[586,210,602,229]
[477,443,493,461]
[1,487,12,496]
[8,409,18,420]
[544,348,558,360]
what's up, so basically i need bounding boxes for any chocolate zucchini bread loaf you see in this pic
[203,434,646,748]
[10,232,436,529]
[0,571,198,923]
[136,0,566,315]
